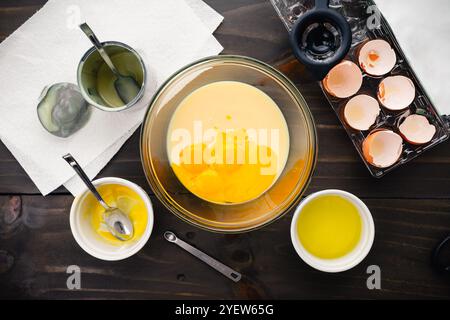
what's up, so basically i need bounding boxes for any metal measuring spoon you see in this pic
[63,154,134,241]
[79,23,141,105]
[164,231,242,282]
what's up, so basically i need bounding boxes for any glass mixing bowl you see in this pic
[140,55,317,233]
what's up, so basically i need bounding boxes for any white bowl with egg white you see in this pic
[70,177,154,261]
[290,190,375,273]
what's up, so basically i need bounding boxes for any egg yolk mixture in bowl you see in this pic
[70,178,153,260]
[140,56,317,233]
[167,81,290,205]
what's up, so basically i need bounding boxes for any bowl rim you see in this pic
[140,54,318,233]
[290,189,375,273]
[69,177,154,261]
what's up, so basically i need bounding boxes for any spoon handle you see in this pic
[79,23,120,77]
[62,154,109,210]
[173,236,242,282]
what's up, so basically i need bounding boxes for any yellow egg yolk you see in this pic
[171,130,279,204]
[84,184,148,244]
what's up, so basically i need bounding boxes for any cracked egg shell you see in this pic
[362,129,403,168]
[358,39,396,76]
[399,114,436,145]
[378,76,415,111]
[322,61,363,98]
[344,94,380,131]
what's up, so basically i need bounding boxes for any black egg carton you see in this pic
[318,0,449,177]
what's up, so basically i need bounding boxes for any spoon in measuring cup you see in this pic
[79,23,141,105]
[63,154,134,241]
[164,231,242,282]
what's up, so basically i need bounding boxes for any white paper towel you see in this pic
[185,0,224,33]
[375,0,450,115]
[0,0,223,196]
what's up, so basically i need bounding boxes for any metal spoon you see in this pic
[164,231,242,282]
[63,154,134,241]
[79,23,141,105]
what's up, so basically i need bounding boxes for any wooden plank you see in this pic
[0,0,450,301]
[0,195,449,299]
[1,0,450,198]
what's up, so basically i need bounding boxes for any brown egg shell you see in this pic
[362,129,404,168]
[399,114,437,145]
[378,76,416,111]
[322,61,363,99]
[343,94,381,131]
[358,39,397,77]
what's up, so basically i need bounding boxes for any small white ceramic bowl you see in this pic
[290,189,375,273]
[70,177,154,261]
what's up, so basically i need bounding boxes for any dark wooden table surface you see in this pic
[1,0,450,300]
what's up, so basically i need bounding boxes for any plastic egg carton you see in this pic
[319,0,449,177]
